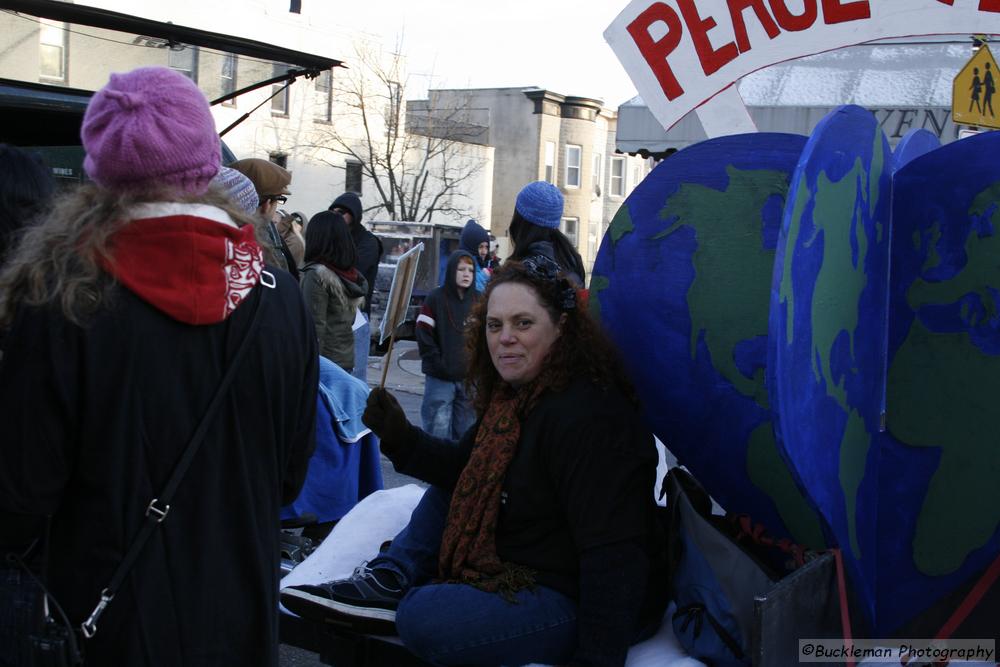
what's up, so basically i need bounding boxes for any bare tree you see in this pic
[306,39,488,222]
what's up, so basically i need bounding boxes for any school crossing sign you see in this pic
[953,44,1000,129]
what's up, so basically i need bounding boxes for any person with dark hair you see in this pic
[459,219,491,293]
[508,181,587,287]
[301,210,368,372]
[329,192,382,382]
[416,250,477,440]
[0,144,54,265]
[0,67,318,667]
[282,259,664,667]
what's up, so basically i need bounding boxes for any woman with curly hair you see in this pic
[282,258,665,667]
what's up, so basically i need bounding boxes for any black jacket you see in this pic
[415,250,475,381]
[0,271,318,666]
[387,379,662,666]
[330,192,382,315]
[351,224,382,315]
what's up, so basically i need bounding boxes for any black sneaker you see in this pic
[281,564,405,634]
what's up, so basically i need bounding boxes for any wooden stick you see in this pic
[379,329,398,389]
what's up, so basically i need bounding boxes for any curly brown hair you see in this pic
[0,182,270,328]
[465,261,637,416]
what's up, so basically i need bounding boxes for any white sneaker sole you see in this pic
[281,587,398,633]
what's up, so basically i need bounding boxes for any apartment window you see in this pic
[168,45,198,82]
[314,69,332,122]
[561,217,579,247]
[565,145,582,189]
[38,19,67,82]
[345,160,363,195]
[592,153,602,195]
[220,54,237,106]
[588,219,600,263]
[289,0,302,12]
[609,157,625,197]
[272,62,289,115]
[544,141,556,183]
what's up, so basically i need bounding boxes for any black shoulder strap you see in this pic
[81,283,267,639]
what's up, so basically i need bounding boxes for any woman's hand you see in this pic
[363,387,413,454]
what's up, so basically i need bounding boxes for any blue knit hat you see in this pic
[515,181,563,229]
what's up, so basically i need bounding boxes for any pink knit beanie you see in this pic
[81,66,220,194]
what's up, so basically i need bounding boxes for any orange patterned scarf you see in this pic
[437,381,544,598]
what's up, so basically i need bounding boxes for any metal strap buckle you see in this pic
[145,498,170,523]
[81,588,113,639]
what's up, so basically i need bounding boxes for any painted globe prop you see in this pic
[592,106,1000,635]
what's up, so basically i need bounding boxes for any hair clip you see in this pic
[521,255,576,311]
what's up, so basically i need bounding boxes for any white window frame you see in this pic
[344,160,363,195]
[592,152,603,195]
[609,157,626,198]
[38,19,68,83]
[561,217,579,248]
[588,218,600,263]
[314,69,333,122]
[168,45,198,83]
[544,141,556,184]
[565,145,582,189]
[220,53,237,106]
[272,62,289,116]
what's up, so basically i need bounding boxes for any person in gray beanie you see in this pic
[507,181,586,287]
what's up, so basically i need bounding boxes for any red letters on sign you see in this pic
[769,0,819,31]
[821,0,871,24]
[981,0,1000,13]
[728,0,782,53]
[677,0,740,75]
[626,2,686,100]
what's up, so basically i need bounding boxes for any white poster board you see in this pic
[378,242,424,345]
[604,0,1000,136]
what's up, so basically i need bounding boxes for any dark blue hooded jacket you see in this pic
[416,250,476,380]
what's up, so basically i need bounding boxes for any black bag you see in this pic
[663,467,842,667]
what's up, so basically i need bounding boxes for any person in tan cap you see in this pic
[230,158,298,278]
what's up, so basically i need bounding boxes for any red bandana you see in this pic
[100,212,263,325]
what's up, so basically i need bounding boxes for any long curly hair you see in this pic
[0,182,269,328]
[465,261,636,416]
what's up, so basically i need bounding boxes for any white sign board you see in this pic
[605,0,1000,135]
[378,243,424,345]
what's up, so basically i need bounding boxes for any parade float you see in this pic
[596,0,1000,653]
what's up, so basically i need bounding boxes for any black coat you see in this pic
[0,270,318,667]
[387,378,662,666]
[350,224,382,316]
[415,250,476,381]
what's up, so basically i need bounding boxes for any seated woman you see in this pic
[300,211,368,372]
[282,259,665,667]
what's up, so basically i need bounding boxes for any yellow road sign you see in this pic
[953,44,1000,130]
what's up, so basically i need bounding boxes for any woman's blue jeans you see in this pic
[371,487,578,666]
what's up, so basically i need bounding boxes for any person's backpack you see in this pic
[662,467,810,666]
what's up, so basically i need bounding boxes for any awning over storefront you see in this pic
[617,41,976,154]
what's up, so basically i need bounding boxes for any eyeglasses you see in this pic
[265,195,288,205]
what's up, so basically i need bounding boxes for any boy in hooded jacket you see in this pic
[459,219,491,293]
[416,250,477,440]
